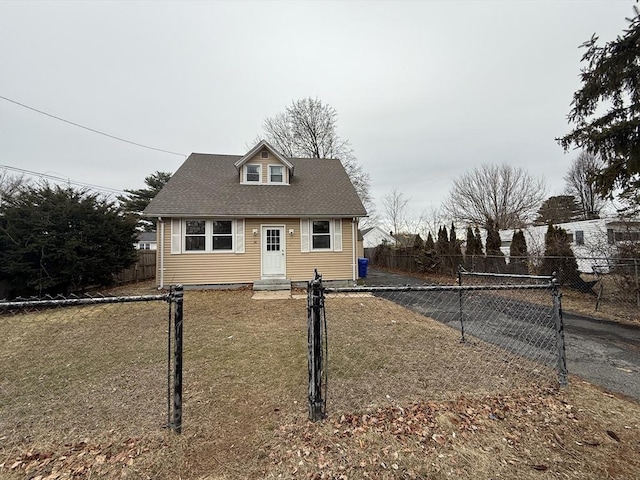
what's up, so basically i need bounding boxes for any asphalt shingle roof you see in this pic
[144,153,367,217]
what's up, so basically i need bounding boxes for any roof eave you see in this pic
[233,140,294,171]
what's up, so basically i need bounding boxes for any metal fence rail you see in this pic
[308,271,566,418]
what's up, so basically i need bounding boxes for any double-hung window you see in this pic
[212,220,233,251]
[245,164,261,183]
[269,165,284,183]
[185,220,206,251]
[181,219,240,253]
[312,220,331,250]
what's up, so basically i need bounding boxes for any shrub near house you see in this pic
[0,184,137,298]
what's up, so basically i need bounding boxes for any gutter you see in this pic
[352,218,357,281]
[158,217,165,289]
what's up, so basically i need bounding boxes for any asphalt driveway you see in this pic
[361,268,640,401]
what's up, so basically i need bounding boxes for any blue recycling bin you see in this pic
[358,257,369,278]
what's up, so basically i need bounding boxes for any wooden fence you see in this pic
[114,250,156,284]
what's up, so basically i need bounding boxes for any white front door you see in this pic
[262,226,286,277]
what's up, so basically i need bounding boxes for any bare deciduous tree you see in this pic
[381,188,410,237]
[564,151,605,220]
[443,164,546,229]
[259,97,372,209]
[418,204,445,240]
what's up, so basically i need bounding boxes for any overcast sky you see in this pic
[0,0,634,222]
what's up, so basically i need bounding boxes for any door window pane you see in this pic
[267,229,281,251]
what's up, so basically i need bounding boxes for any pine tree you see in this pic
[474,226,484,255]
[558,8,640,206]
[485,219,505,272]
[448,222,461,268]
[436,226,449,255]
[425,232,435,251]
[0,184,137,297]
[509,230,528,273]
[465,226,476,255]
[485,219,502,255]
[540,224,580,286]
[118,171,172,232]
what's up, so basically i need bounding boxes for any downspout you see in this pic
[352,218,357,281]
[158,217,164,289]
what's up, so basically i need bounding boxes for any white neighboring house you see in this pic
[496,217,640,273]
[361,226,396,248]
[135,231,157,250]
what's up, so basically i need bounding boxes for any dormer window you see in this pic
[269,165,284,183]
[245,164,261,183]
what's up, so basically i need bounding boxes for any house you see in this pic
[393,233,423,249]
[135,231,157,250]
[361,226,395,248]
[143,141,367,288]
[494,217,640,272]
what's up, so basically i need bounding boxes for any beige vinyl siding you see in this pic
[157,217,356,286]
[284,218,355,281]
[246,152,290,184]
[158,219,259,285]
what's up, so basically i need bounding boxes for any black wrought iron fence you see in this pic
[307,270,566,419]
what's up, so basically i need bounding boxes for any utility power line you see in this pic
[0,165,128,196]
[0,95,187,158]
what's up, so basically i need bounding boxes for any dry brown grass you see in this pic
[1,289,638,479]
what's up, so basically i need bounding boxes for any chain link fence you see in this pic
[369,251,639,320]
[0,288,183,470]
[307,270,566,419]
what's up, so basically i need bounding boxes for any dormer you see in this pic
[234,140,294,185]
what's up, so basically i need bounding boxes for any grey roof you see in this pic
[137,232,157,242]
[144,153,367,217]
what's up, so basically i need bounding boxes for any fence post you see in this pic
[635,258,639,308]
[551,276,568,387]
[167,287,173,430]
[307,270,325,421]
[172,285,184,433]
[457,265,465,342]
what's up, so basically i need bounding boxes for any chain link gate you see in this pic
[308,269,569,418]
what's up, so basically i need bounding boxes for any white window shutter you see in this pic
[333,219,343,252]
[235,218,245,253]
[300,218,310,253]
[171,218,182,254]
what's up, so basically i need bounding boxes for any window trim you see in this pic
[181,219,238,254]
[243,164,262,184]
[211,220,234,252]
[184,219,207,252]
[311,219,332,251]
[268,164,284,184]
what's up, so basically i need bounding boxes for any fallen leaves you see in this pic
[0,437,149,479]
[264,385,640,479]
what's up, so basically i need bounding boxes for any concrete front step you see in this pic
[253,278,292,291]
